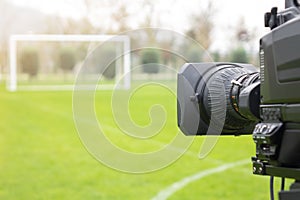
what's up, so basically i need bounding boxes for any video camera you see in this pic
[177,0,300,199]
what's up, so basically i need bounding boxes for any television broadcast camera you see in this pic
[177,0,300,199]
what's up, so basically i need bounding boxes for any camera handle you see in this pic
[279,180,300,200]
[285,0,300,8]
[261,165,300,199]
[265,0,300,30]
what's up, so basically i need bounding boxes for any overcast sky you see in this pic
[9,0,285,52]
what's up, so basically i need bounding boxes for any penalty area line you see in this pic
[151,159,249,200]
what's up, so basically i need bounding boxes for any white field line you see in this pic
[151,159,249,200]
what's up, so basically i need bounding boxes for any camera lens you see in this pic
[177,63,260,135]
[201,65,259,134]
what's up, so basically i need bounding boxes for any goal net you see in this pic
[8,34,131,91]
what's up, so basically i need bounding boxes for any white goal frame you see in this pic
[8,34,131,91]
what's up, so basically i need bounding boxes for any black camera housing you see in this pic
[177,0,300,179]
[255,4,300,170]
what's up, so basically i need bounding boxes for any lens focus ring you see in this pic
[201,66,254,134]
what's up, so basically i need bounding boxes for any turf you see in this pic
[0,82,283,199]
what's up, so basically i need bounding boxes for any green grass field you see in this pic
[0,82,284,199]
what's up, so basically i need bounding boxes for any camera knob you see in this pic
[265,7,278,30]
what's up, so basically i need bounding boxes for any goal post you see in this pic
[8,34,131,91]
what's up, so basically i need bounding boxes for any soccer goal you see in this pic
[8,34,131,91]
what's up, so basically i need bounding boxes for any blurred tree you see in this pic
[101,47,117,79]
[110,2,130,33]
[186,46,202,62]
[212,51,221,62]
[38,0,98,35]
[59,48,76,73]
[186,1,215,50]
[229,47,249,63]
[0,1,16,73]
[161,42,176,67]
[138,0,159,44]
[234,18,255,44]
[58,17,98,34]
[229,17,256,64]
[83,0,131,34]
[141,49,160,74]
[90,44,117,79]
[20,48,39,79]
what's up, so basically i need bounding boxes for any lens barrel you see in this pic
[177,62,260,135]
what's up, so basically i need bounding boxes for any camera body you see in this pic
[177,0,300,180]
[254,9,300,172]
